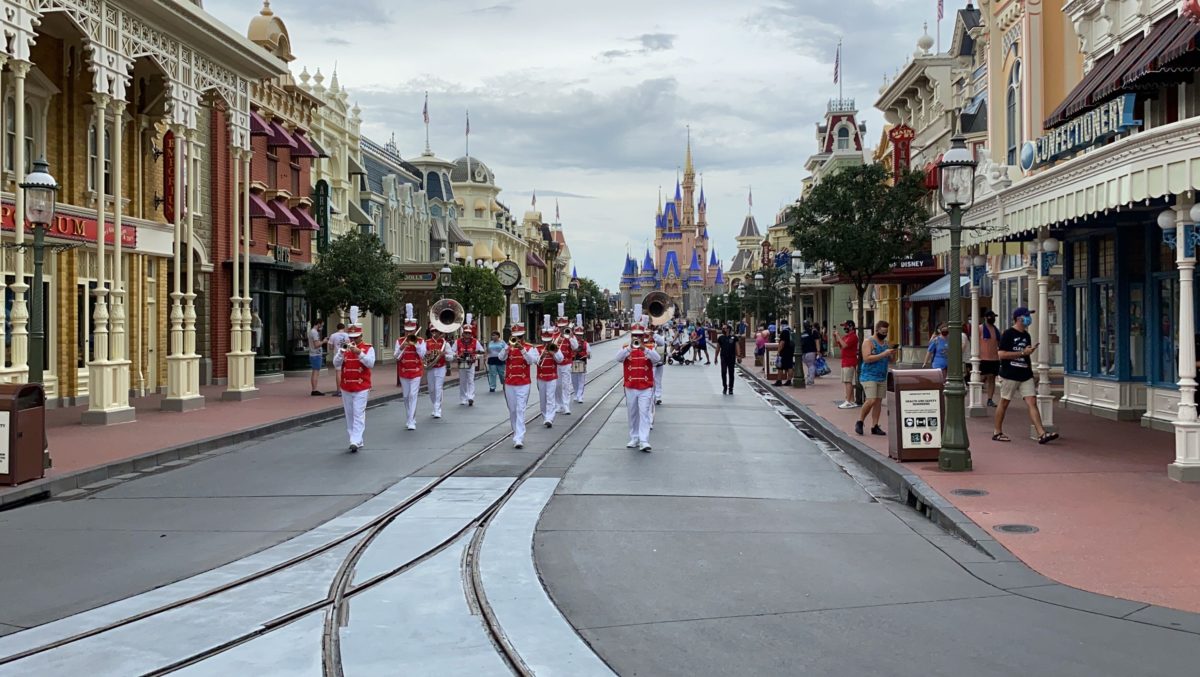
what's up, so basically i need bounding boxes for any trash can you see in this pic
[764,342,783,381]
[0,383,47,486]
[886,369,944,462]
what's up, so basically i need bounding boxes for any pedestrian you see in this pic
[327,322,349,396]
[571,324,590,403]
[800,321,819,386]
[423,326,455,419]
[500,311,539,448]
[716,323,738,394]
[333,323,374,453]
[856,320,895,436]
[394,309,426,431]
[755,324,767,364]
[979,309,1000,406]
[923,322,951,381]
[535,318,565,428]
[993,307,1058,444]
[774,328,794,386]
[554,310,576,416]
[486,331,505,393]
[617,321,661,451]
[696,323,711,365]
[455,318,483,406]
[837,320,860,408]
[308,319,326,396]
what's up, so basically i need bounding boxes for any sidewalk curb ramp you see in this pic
[739,365,1200,635]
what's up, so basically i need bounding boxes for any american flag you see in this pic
[556,199,560,221]
[532,191,537,208]
[833,42,841,84]
[423,93,429,124]
[466,109,470,136]
[937,0,943,21]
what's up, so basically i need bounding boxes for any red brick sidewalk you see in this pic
[760,367,1200,614]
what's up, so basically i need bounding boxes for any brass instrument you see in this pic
[509,335,524,348]
[424,299,464,367]
[405,333,419,345]
[642,291,676,327]
[631,336,643,349]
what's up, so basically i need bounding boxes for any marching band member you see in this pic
[456,314,484,407]
[424,324,456,419]
[571,316,589,403]
[393,304,426,431]
[334,322,374,453]
[536,315,565,428]
[554,304,577,415]
[617,314,660,452]
[653,326,667,405]
[500,305,539,448]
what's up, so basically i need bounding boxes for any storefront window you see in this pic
[1097,283,1117,376]
[1072,285,1088,373]
[77,281,99,368]
[1129,285,1145,379]
[1157,277,1178,385]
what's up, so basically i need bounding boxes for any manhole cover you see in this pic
[951,489,989,497]
[993,524,1039,534]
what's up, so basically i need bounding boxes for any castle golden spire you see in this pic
[684,125,695,177]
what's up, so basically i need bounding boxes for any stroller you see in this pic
[669,340,694,365]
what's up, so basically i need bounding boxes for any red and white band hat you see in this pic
[511,323,526,337]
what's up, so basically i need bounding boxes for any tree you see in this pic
[303,230,404,319]
[706,293,739,324]
[442,265,506,321]
[575,277,612,320]
[787,162,931,391]
[737,266,792,326]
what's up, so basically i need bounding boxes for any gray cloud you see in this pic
[325,37,351,46]
[599,32,678,60]
[507,190,595,199]
[470,3,515,14]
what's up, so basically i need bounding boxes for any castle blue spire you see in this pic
[674,179,682,202]
[709,249,718,266]
[572,265,578,279]
[688,250,701,270]
[715,264,725,286]
[642,249,656,272]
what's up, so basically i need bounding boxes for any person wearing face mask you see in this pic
[856,320,896,436]
[993,307,1058,444]
[923,323,951,381]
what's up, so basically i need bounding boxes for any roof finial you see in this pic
[684,125,694,175]
[260,0,272,16]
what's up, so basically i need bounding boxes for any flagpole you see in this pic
[423,92,430,153]
[465,109,471,182]
[838,39,843,101]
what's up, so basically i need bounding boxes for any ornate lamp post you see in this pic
[937,134,978,472]
[438,246,452,292]
[19,158,57,385]
[791,250,806,389]
[753,271,764,329]
[967,252,987,416]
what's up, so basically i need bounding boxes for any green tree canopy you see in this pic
[736,266,792,325]
[303,230,403,318]
[706,293,740,324]
[442,265,506,320]
[540,277,611,323]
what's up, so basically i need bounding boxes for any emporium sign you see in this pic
[0,202,137,247]
[1019,93,1140,171]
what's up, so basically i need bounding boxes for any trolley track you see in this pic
[0,346,625,673]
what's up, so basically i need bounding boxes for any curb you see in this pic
[738,365,1200,635]
[1,334,625,509]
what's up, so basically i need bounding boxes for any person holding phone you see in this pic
[993,307,1058,444]
[856,320,895,436]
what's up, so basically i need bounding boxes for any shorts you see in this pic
[309,355,324,370]
[980,360,1000,376]
[862,380,886,399]
[841,366,856,383]
[999,377,1035,401]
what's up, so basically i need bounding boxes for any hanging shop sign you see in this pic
[314,180,330,254]
[0,202,137,247]
[163,129,176,222]
[888,124,915,176]
[1020,93,1141,171]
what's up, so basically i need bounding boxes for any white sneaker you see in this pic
[640,443,652,452]
[514,441,524,449]
[838,401,857,409]
[406,423,416,431]
[626,440,638,448]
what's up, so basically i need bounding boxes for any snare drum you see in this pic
[570,360,587,374]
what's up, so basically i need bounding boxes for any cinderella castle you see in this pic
[619,137,725,319]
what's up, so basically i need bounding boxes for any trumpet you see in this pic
[405,333,419,345]
[509,335,523,348]
[631,336,642,349]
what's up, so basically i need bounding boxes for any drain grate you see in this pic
[951,488,989,497]
[993,523,1039,534]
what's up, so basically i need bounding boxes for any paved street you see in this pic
[0,340,1195,675]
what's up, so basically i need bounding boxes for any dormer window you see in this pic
[836,126,851,150]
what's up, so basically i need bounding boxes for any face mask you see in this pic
[877,332,888,340]
[1021,315,1032,327]
[940,330,949,336]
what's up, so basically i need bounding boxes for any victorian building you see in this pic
[0,0,286,424]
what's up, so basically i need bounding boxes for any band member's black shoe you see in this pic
[348,444,359,453]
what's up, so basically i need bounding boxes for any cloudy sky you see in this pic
[206,0,951,289]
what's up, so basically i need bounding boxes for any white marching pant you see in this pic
[572,370,587,402]
[654,365,664,401]
[427,367,446,416]
[341,389,369,446]
[556,366,573,413]
[506,383,530,445]
[538,380,557,424]
[400,377,421,427]
[459,363,477,403]
[625,387,654,445]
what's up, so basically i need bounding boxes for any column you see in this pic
[162,125,202,411]
[967,249,986,416]
[1035,230,1056,434]
[1170,200,1200,481]
[8,60,30,379]
[83,94,116,424]
[110,102,132,412]
[224,147,257,400]
[0,55,8,379]
[241,151,256,393]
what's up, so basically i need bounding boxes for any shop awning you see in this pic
[1044,41,1124,129]
[448,220,472,245]
[250,111,271,136]
[348,154,366,177]
[268,120,297,149]
[431,219,448,243]
[908,274,970,302]
[293,206,320,231]
[292,130,320,159]
[492,243,505,261]
[249,193,276,219]
[348,201,372,226]
[269,198,299,226]
[526,251,547,269]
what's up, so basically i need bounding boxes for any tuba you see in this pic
[424,299,463,368]
[642,291,676,327]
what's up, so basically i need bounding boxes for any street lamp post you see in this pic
[791,251,806,389]
[19,158,57,385]
[967,252,987,416]
[753,271,764,329]
[937,134,978,472]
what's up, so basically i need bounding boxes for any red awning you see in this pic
[292,130,320,159]
[1091,17,1174,103]
[526,251,547,269]
[1124,13,1195,85]
[293,205,319,231]
[269,198,299,226]
[1158,14,1200,67]
[250,111,271,136]
[248,193,275,219]
[268,120,297,149]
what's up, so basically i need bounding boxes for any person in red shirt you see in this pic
[455,318,483,407]
[393,306,426,431]
[617,322,662,451]
[554,313,578,415]
[423,325,457,419]
[838,320,861,409]
[571,323,589,403]
[499,309,539,448]
[333,324,375,453]
[535,318,565,428]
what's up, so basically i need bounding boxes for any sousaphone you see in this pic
[642,291,676,327]
[425,299,464,367]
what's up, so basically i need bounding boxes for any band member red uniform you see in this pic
[333,324,375,453]
[617,322,661,452]
[424,327,456,419]
[456,317,483,406]
[571,322,589,403]
[536,317,565,428]
[500,307,539,448]
[394,305,426,431]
